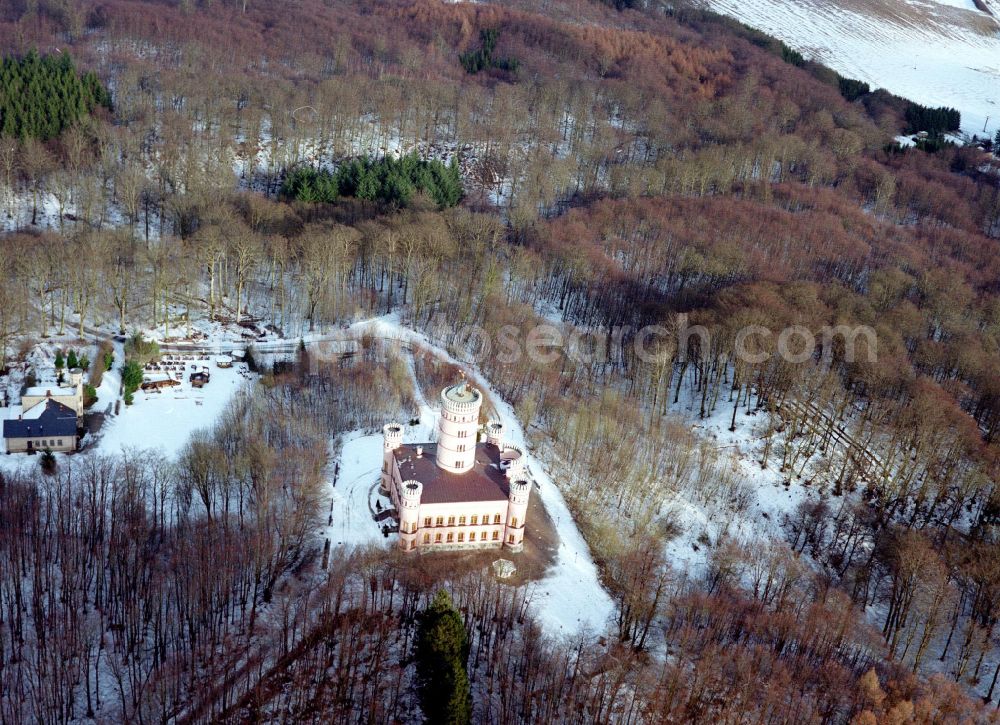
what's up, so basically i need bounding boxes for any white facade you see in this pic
[436,383,481,473]
[381,382,532,553]
[21,368,85,418]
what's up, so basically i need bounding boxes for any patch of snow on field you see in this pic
[705,0,1000,137]
[927,0,977,9]
[326,432,391,548]
[97,361,254,458]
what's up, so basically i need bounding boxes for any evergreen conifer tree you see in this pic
[414,590,472,725]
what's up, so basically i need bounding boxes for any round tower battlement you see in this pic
[400,480,423,509]
[383,423,404,451]
[440,383,482,415]
[500,444,525,478]
[508,478,531,506]
[486,421,504,448]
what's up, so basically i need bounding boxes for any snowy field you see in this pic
[323,316,616,638]
[705,0,1000,137]
[97,361,254,458]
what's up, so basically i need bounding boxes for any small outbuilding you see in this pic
[215,355,233,368]
[492,559,517,579]
[140,376,181,392]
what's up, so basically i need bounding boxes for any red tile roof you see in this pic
[392,443,510,504]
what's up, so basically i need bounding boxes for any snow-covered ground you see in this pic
[705,0,1000,137]
[662,388,817,576]
[97,360,254,458]
[324,315,616,638]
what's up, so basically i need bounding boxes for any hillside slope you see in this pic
[703,0,1000,137]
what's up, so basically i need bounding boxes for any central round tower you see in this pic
[436,381,482,474]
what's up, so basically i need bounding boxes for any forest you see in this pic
[0,0,997,721]
[0,49,110,140]
[281,153,463,208]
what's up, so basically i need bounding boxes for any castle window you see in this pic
[436,516,444,526]
[493,514,502,524]
[482,512,489,522]
[511,517,518,528]
[423,534,430,544]
[459,516,466,525]
[435,533,442,543]
[447,532,454,543]
[455,460,464,469]
[481,531,487,541]
[471,515,478,525]
[508,534,515,544]
[492,531,499,541]
[457,444,465,452]
[448,516,455,526]
[458,532,465,542]
[424,517,431,527]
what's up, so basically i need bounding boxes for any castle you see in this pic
[381,380,531,553]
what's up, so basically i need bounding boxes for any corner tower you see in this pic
[398,480,423,551]
[381,423,404,493]
[436,381,482,474]
[505,479,530,552]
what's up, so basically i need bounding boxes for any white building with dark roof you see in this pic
[21,368,85,418]
[3,399,79,453]
[381,381,531,553]
[3,365,86,454]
